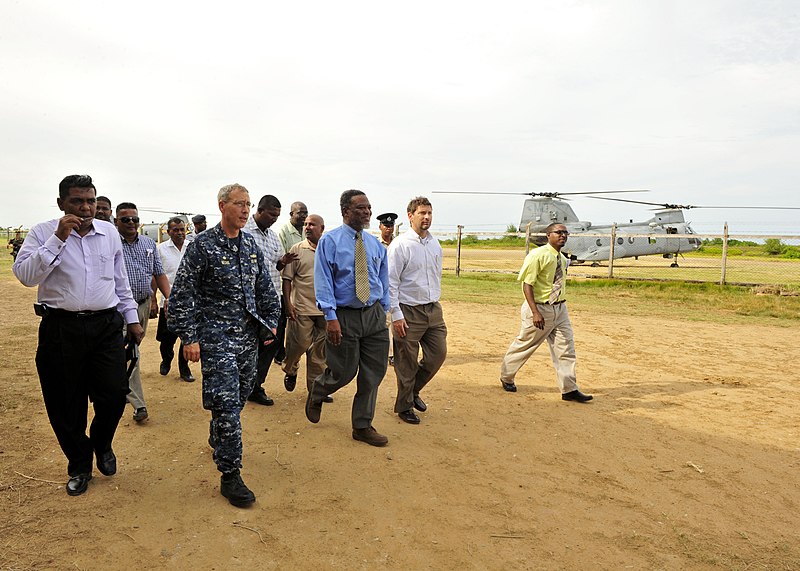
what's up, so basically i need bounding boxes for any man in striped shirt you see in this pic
[243,195,297,406]
[117,202,172,422]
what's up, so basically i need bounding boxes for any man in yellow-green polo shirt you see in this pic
[499,223,593,403]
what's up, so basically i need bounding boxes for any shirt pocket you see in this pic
[93,251,114,281]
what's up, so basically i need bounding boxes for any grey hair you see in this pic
[218,183,249,203]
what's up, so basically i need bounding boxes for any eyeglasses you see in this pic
[229,200,254,209]
[119,216,140,224]
[549,230,569,236]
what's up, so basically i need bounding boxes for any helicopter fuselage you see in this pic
[521,198,701,262]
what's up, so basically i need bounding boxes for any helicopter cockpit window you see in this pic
[648,237,656,244]
[666,227,678,235]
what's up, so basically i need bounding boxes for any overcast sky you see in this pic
[2,0,798,235]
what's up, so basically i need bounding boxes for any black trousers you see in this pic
[35,309,127,476]
[156,307,190,376]
[274,294,287,361]
[251,297,286,395]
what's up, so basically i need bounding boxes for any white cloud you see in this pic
[1,0,798,234]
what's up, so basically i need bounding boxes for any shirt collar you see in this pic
[89,220,108,236]
[406,227,431,243]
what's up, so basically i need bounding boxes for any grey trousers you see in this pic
[392,302,447,413]
[499,301,579,394]
[125,299,151,410]
[310,303,389,429]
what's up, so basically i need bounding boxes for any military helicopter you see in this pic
[433,190,797,266]
[137,208,197,243]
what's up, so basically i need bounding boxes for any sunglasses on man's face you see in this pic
[119,216,140,224]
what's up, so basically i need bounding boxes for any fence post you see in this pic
[720,222,729,285]
[524,222,532,255]
[607,224,617,278]
[456,225,463,277]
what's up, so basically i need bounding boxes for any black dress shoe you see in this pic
[398,409,421,424]
[501,381,517,392]
[322,395,334,403]
[562,389,593,403]
[180,372,196,382]
[284,374,297,392]
[133,407,149,422]
[247,390,274,406]
[96,449,117,476]
[413,394,427,412]
[66,473,92,496]
[159,362,170,376]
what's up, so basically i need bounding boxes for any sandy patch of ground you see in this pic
[1,271,798,570]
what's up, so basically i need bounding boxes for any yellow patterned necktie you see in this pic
[355,231,371,304]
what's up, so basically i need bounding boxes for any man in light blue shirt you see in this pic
[306,190,390,447]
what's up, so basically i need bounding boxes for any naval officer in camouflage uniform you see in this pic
[168,183,280,507]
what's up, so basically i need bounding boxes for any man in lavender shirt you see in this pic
[13,174,145,497]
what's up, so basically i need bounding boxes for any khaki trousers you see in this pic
[393,302,447,413]
[125,299,151,409]
[386,311,394,359]
[500,302,578,394]
[282,314,327,392]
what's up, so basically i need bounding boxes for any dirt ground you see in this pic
[1,269,799,571]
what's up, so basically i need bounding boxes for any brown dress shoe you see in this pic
[352,426,389,447]
[305,392,322,423]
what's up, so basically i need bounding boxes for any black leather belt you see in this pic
[338,303,375,311]
[548,300,566,305]
[49,307,118,318]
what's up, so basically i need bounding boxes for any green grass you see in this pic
[438,235,800,259]
[442,272,800,324]
[6,247,798,324]
[439,235,527,249]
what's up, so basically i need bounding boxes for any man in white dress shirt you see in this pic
[13,174,144,496]
[157,217,194,382]
[387,197,447,425]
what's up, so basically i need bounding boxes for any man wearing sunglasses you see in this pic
[499,223,593,403]
[116,203,172,423]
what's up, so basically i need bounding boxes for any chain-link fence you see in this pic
[438,228,800,289]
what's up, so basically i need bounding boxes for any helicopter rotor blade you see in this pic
[587,196,800,210]
[430,191,533,195]
[431,189,649,198]
[138,207,195,216]
[678,205,800,210]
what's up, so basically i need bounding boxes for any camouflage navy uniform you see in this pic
[168,224,279,474]
[9,237,24,259]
